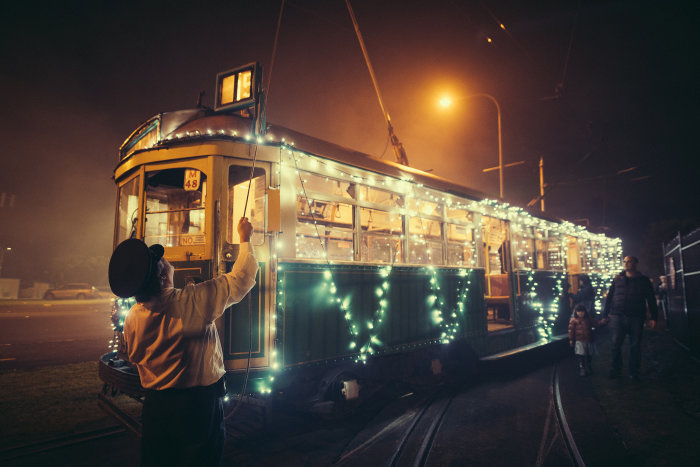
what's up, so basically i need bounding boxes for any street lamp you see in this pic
[439,93,503,198]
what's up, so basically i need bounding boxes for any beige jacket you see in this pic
[124,243,258,389]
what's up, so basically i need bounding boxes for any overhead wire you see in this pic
[475,1,643,203]
[556,0,581,95]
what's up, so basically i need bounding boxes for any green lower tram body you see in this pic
[222,262,609,399]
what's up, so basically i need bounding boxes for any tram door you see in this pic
[481,216,514,331]
[224,163,271,371]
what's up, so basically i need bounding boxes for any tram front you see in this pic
[100,103,278,419]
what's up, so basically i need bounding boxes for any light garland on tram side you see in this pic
[109,297,135,353]
[526,271,567,338]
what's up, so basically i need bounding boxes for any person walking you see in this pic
[569,303,607,376]
[108,217,258,466]
[602,256,658,380]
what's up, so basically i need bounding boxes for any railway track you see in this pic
[2,363,588,466]
[334,363,586,466]
[0,426,126,463]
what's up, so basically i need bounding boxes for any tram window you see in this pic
[446,205,474,224]
[546,233,564,271]
[408,198,443,218]
[408,217,443,265]
[566,236,581,274]
[358,186,402,208]
[296,171,355,201]
[579,239,592,273]
[588,240,603,273]
[116,176,139,245]
[228,166,266,245]
[535,230,547,269]
[535,229,564,271]
[511,227,535,270]
[296,196,354,261]
[360,208,403,263]
[144,169,206,247]
[446,223,478,267]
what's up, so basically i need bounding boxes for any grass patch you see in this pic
[590,329,700,466]
[0,362,141,450]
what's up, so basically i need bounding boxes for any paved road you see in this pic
[0,299,114,370]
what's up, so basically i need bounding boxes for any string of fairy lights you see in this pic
[109,131,623,398]
[525,271,567,338]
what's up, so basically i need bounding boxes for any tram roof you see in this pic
[119,109,596,230]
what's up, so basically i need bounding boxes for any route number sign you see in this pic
[184,169,200,191]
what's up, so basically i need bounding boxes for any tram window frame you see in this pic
[295,195,355,261]
[295,171,356,202]
[546,231,565,271]
[115,174,141,246]
[143,167,208,249]
[579,238,593,273]
[534,228,565,272]
[228,165,267,246]
[445,222,478,267]
[511,226,536,270]
[565,235,582,274]
[359,207,404,264]
[408,217,444,265]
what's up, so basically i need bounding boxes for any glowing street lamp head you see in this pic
[439,96,453,108]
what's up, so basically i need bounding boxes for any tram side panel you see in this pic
[276,263,488,369]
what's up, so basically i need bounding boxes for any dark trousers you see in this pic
[141,378,226,467]
[609,314,644,377]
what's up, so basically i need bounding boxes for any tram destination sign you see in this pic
[214,62,260,113]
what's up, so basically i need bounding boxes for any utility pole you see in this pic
[539,157,545,212]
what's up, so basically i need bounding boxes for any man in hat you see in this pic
[109,217,258,466]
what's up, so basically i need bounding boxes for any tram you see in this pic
[99,63,621,415]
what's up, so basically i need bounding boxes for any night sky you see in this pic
[0,0,696,283]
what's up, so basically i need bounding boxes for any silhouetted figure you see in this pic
[570,274,595,315]
[602,256,658,380]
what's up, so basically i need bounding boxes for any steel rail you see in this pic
[552,364,586,467]
[411,396,453,467]
[0,425,126,462]
[384,395,434,467]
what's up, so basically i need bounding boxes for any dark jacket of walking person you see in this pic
[109,218,258,467]
[602,256,658,380]
[570,274,595,315]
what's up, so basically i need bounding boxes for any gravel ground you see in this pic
[588,326,700,466]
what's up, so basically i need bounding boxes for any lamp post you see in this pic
[439,93,503,198]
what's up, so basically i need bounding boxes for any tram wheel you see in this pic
[77,293,87,300]
[44,292,55,300]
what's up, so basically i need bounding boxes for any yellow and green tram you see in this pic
[99,64,621,413]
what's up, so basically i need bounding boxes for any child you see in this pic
[568,303,607,376]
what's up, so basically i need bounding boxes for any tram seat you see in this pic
[487,274,510,296]
[486,274,511,324]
